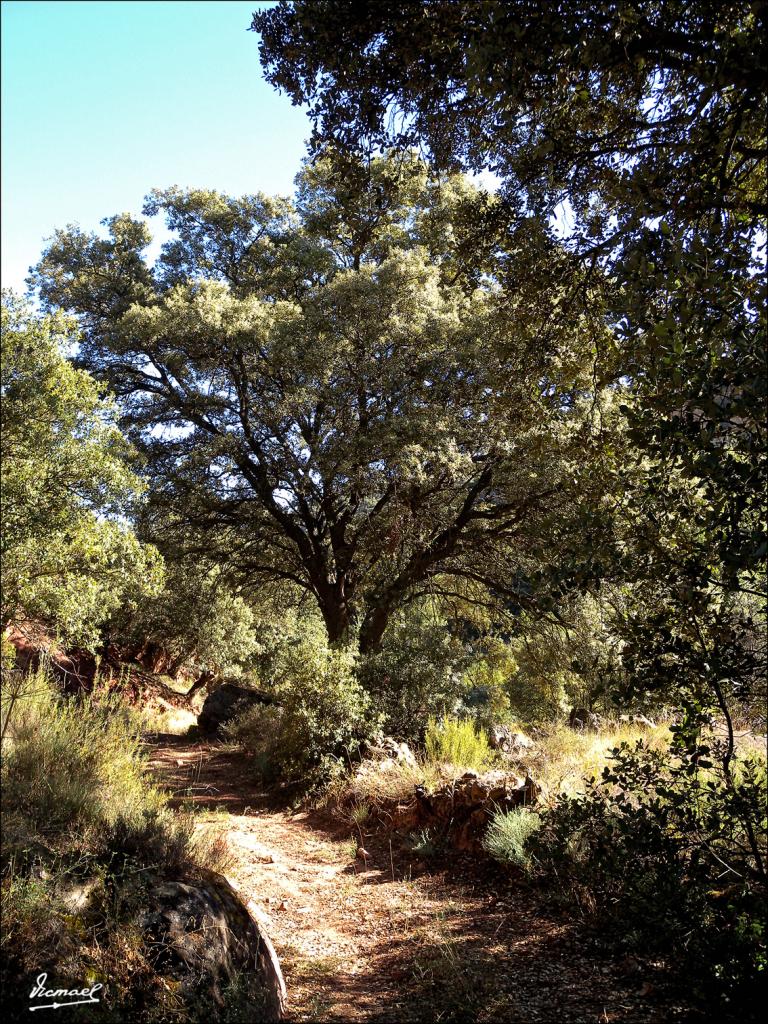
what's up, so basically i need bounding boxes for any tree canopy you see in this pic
[252,0,767,735]
[0,292,162,648]
[30,157,605,651]
[253,1,765,231]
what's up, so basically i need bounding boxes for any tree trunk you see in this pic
[320,600,352,646]
[358,604,392,654]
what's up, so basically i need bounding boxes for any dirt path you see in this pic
[146,736,696,1024]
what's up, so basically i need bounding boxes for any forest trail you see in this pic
[146,736,692,1024]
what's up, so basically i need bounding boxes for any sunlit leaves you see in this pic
[0,293,162,648]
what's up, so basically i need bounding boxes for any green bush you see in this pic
[531,741,767,1019]
[459,634,517,732]
[225,621,376,786]
[483,809,541,872]
[425,714,491,772]
[110,560,260,679]
[504,594,627,723]
[357,607,469,741]
[4,675,155,836]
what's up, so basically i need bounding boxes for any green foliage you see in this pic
[112,559,260,678]
[357,606,469,741]
[507,593,627,721]
[425,715,491,773]
[31,156,599,653]
[407,826,442,860]
[457,591,631,728]
[459,635,517,729]
[531,741,767,1015]
[483,809,541,873]
[225,619,376,786]
[0,292,162,649]
[253,0,767,741]
[254,3,765,236]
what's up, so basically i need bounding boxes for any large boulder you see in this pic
[138,869,286,1020]
[9,866,286,1021]
[198,683,275,735]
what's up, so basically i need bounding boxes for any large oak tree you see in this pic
[252,1,766,731]
[31,158,602,651]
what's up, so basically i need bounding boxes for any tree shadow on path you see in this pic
[145,737,701,1024]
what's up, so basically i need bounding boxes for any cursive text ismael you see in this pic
[29,972,103,1010]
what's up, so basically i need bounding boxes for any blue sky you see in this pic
[1,1,310,291]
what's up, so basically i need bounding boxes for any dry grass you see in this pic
[519,721,671,802]
[1,667,243,1021]
[326,753,443,810]
[141,700,198,734]
[328,720,673,820]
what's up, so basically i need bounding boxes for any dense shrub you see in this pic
[504,594,627,724]
[530,740,767,1018]
[357,608,469,741]
[4,679,155,838]
[225,622,376,786]
[459,635,517,732]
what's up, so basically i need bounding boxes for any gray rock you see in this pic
[569,707,601,732]
[619,713,657,728]
[198,683,275,735]
[510,731,533,752]
[381,736,417,766]
[490,724,534,753]
[364,735,417,766]
[60,876,103,912]
[138,869,286,1020]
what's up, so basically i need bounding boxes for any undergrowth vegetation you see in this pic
[482,809,542,872]
[0,666,243,1021]
[530,741,767,1014]
[522,720,671,797]
[424,714,492,773]
[223,623,374,788]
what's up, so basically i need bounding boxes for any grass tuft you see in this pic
[482,808,541,871]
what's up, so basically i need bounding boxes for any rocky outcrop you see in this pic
[363,735,418,767]
[5,862,286,1021]
[198,683,276,735]
[489,724,534,754]
[138,869,286,1020]
[568,707,601,732]
[619,713,657,728]
[388,770,541,854]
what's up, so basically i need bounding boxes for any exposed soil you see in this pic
[146,736,701,1024]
